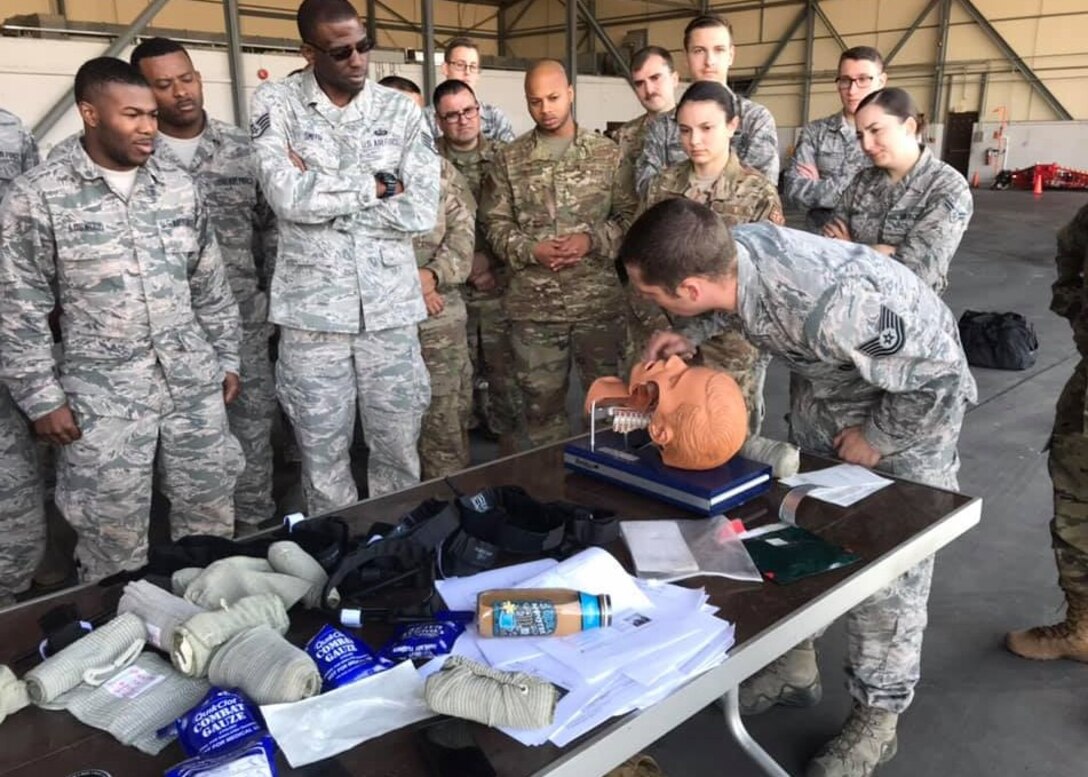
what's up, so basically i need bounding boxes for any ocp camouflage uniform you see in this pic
[0,142,243,582]
[634,96,779,197]
[637,155,784,432]
[782,112,871,231]
[250,72,438,513]
[482,127,636,446]
[613,112,654,202]
[414,158,476,479]
[438,135,524,444]
[682,223,977,712]
[833,145,973,294]
[0,107,45,603]
[1048,202,1088,599]
[426,102,516,144]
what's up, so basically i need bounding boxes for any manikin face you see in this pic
[685,25,734,84]
[631,54,679,114]
[855,102,918,170]
[677,98,738,167]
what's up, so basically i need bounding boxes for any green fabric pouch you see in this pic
[742,525,860,584]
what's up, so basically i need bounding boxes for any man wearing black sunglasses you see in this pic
[250,0,440,514]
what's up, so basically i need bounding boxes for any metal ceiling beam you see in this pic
[33,0,175,137]
[565,0,577,96]
[801,0,815,124]
[747,4,807,95]
[954,0,1073,120]
[503,0,538,35]
[422,0,435,98]
[811,0,846,51]
[885,0,939,65]
[575,0,633,84]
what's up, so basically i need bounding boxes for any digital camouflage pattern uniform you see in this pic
[634,96,779,197]
[782,112,871,231]
[682,223,977,712]
[0,107,45,603]
[426,102,516,144]
[833,145,973,295]
[1047,202,1088,601]
[250,72,438,514]
[414,158,476,479]
[482,127,637,446]
[438,135,523,445]
[0,141,243,582]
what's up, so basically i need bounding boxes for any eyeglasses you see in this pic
[447,60,480,74]
[835,74,879,90]
[438,104,480,123]
[305,37,374,62]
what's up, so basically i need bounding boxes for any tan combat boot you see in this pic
[805,702,898,777]
[738,638,822,716]
[604,754,666,777]
[1006,591,1088,662]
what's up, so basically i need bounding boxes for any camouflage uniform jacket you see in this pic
[413,157,477,325]
[0,108,39,204]
[481,126,637,322]
[782,111,871,230]
[250,72,439,333]
[1052,202,1088,356]
[614,112,654,168]
[833,146,973,294]
[427,102,516,144]
[0,142,241,421]
[642,153,784,225]
[438,134,508,302]
[635,95,779,196]
[682,223,977,454]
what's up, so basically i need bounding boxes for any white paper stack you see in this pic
[780,463,893,507]
[430,548,735,747]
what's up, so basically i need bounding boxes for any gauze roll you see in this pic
[180,556,313,611]
[118,580,205,650]
[740,435,801,478]
[208,625,321,704]
[424,655,557,729]
[172,567,204,596]
[0,665,29,725]
[61,652,210,755]
[267,541,340,609]
[24,612,146,706]
[171,593,289,678]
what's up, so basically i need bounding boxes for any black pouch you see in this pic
[742,526,860,584]
[958,310,1039,370]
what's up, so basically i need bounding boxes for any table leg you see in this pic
[721,688,792,777]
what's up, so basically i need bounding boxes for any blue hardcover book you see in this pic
[563,430,773,516]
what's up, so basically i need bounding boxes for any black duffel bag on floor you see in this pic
[958,310,1039,370]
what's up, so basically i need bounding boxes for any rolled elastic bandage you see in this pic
[424,655,558,729]
[178,556,313,611]
[171,593,289,678]
[740,435,801,478]
[118,580,205,650]
[267,541,340,609]
[0,666,29,725]
[208,625,321,704]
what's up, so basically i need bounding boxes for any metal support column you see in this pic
[931,0,951,126]
[223,0,247,126]
[422,0,435,100]
[978,71,989,115]
[801,0,815,126]
[33,0,175,138]
[575,0,632,83]
[497,2,507,57]
[566,0,577,96]
[366,0,377,45]
[810,1,846,52]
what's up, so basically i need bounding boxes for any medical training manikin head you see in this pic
[585,356,748,470]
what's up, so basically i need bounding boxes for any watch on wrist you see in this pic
[376,171,397,199]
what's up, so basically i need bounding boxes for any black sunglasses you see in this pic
[305,37,374,62]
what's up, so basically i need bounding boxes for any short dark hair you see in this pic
[630,45,674,74]
[297,0,359,43]
[619,198,737,291]
[74,57,149,103]
[683,15,734,50]
[433,78,476,109]
[378,75,421,94]
[130,36,191,69]
[444,36,479,62]
[676,80,738,122]
[839,45,884,71]
[857,87,925,135]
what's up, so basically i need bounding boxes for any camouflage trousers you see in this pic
[419,309,473,480]
[276,325,430,515]
[228,321,276,527]
[466,295,523,439]
[0,387,45,604]
[510,318,625,448]
[790,373,965,713]
[57,387,243,583]
[1048,358,1088,598]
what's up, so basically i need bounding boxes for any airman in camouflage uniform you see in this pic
[250,51,438,512]
[783,112,871,231]
[481,60,636,447]
[614,46,681,204]
[414,157,477,478]
[0,106,45,603]
[1007,202,1088,663]
[627,202,976,776]
[639,154,784,433]
[0,93,243,581]
[427,103,515,144]
[831,146,973,295]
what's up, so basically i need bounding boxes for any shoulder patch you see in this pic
[250,113,270,139]
[857,305,906,358]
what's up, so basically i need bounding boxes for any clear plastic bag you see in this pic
[621,516,763,583]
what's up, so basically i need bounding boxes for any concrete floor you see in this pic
[643,190,1088,776]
